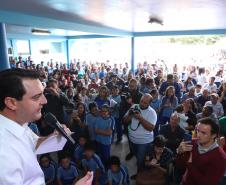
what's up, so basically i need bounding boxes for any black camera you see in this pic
[129,105,141,116]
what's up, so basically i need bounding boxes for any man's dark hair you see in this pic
[40,153,52,162]
[150,89,158,96]
[175,104,184,113]
[88,102,98,111]
[146,78,154,85]
[198,117,219,136]
[78,133,88,140]
[167,74,174,80]
[153,135,166,148]
[0,68,40,110]
[195,84,202,89]
[46,78,58,88]
[109,156,121,166]
[203,105,213,114]
[84,141,95,151]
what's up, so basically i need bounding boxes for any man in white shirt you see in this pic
[123,94,157,178]
[0,69,93,185]
[203,77,218,93]
[205,93,224,118]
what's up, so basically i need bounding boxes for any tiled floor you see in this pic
[111,135,137,185]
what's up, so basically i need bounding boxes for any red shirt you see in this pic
[176,140,226,185]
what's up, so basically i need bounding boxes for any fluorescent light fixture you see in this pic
[31,28,51,35]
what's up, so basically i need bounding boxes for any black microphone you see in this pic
[44,113,75,145]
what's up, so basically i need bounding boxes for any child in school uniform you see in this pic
[85,102,99,142]
[57,156,80,185]
[73,134,87,167]
[109,85,122,144]
[81,142,106,185]
[39,154,56,185]
[95,104,114,168]
[107,156,130,185]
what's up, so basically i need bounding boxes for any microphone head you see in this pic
[44,113,58,128]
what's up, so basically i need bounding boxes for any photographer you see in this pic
[120,78,143,160]
[43,79,70,124]
[123,94,157,179]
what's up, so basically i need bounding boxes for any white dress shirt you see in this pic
[0,115,45,185]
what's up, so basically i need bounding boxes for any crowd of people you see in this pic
[9,56,226,185]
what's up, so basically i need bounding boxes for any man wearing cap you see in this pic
[205,93,224,118]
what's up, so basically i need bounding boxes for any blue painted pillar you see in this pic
[131,36,135,74]
[66,40,70,68]
[0,23,10,70]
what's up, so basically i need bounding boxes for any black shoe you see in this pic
[130,174,137,180]
[125,152,133,161]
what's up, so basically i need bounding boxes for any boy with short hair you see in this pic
[86,102,99,141]
[81,142,106,185]
[95,104,114,167]
[107,156,130,185]
[110,85,122,144]
[57,155,80,185]
[73,134,87,166]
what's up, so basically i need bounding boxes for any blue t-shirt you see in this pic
[99,71,106,79]
[161,97,178,118]
[73,144,84,162]
[81,153,105,174]
[85,113,97,140]
[107,165,130,185]
[150,98,161,113]
[94,97,110,109]
[41,164,56,184]
[57,165,79,185]
[95,116,114,145]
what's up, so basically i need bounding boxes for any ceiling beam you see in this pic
[134,29,226,37]
[0,10,132,37]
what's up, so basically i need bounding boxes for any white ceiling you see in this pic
[0,0,226,36]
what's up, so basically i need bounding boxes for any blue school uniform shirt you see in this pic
[95,116,115,145]
[150,98,161,113]
[57,165,79,185]
[107,165,130,185]
[81,153,105,174]
[94,96,110,109]
[99,71,106,79]
[85,112,98,140]
[161,97,178,118]
[41,164,56,184]
[73,144,85,162]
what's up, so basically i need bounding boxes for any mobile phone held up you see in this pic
[183,133,192,142]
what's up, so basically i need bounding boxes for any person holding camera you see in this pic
[123,94,157,179]
[121,78,143,161]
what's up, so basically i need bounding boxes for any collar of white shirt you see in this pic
[0,114,25,138]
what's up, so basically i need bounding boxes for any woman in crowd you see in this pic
[160,86,178,125]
